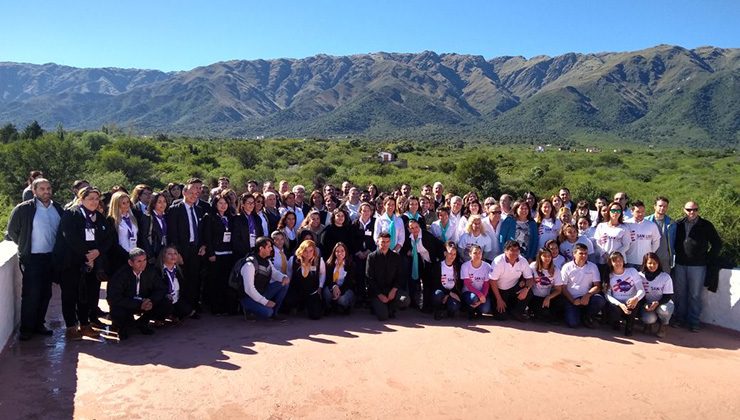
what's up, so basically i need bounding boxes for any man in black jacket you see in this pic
[107,248,170,340]
[167,178,206,315]
[6,178,63,340]
[400,219,444,312]
[672,201,722,332]
[365,232,410,321]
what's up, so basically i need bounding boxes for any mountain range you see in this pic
[0,44,737,146]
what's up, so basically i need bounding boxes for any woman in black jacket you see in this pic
[320,208,353,257]
[286,239,325,320]
[53,186,113,340]
[203,195,236,315]
[140,192,169,261]
[232,193,264,259]
[323,242,356,314]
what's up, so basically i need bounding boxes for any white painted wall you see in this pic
[701,268,740,332]
[0,241,22,351]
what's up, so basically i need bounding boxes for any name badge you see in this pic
[85,228,95,241]
[223,232,232,243]
[161,234,167,245]
[129,237,137,248]
[365,230,372,237]
[249,234,256,247]
[310,266,317,272]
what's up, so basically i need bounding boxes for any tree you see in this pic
[22,120,44,140]
[455,155,500,198]
[81,132,112,152]
[0,123,18,143]
[232,142,261,168]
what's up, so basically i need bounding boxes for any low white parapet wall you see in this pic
[701,267,740,331]
[0,240,738,351]
[0,241,22,352]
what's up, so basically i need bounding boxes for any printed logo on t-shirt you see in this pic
[612,278,634,293]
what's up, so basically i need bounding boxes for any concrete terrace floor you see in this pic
[1,286,739,420]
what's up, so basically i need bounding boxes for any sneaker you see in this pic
[89,318,106,329]
[66,326,83,341]
[689,325,701,333]
[656,324,667,338]
[80,324,100,338]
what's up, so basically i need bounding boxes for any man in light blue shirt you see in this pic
[7,178,64,341]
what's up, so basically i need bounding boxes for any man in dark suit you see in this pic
[166,178,206,316]
[366,232,410,321]
[107,248,170,340]
[6,178,64,340]
[401,219,444,312]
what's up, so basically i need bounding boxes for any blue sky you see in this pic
[1,0,737,71]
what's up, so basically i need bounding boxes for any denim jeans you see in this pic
[323,288,355,309]
[241,282,289,320]
[673,264,706,328]
[563,294,606,328]
[641,300,674,325]
[432,289,461,315]
[462,291,492,314]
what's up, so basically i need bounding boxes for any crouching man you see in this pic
[107,248,170,340]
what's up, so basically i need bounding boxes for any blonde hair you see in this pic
[464,214,486,235]
[108,191,137,229]
[557,207,572,223]
[295,239,317,266]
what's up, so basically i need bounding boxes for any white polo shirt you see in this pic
[490,254,533,291]
[560,260,600,298]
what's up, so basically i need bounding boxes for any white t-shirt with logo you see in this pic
[529,261,563,298]
[560,261,600,299]
[607,267,645,303]
[461,261,492,293]
[641,271,674,303]
[439,262,457,290]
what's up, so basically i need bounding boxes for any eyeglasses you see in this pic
[609,209,622,214]
[684,208,699,212]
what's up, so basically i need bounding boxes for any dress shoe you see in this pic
[138,325,155,335]
[80,324,100,338]
[35,326,54,336]
[19,331,33,341]
[65,326,83,341]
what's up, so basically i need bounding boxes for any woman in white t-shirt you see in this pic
[545,240,566,270]
[605,251,645,336]
[639,252,674,338]
[594,202,631,271]
[460,245,492,318]
[528,248,563,321]
[431,242,463,320]
[536,199,561,249]
[559,223,594,262]
[457,215,492,261]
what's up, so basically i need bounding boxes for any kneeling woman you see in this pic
[323,242,356,314]
[605,251,645,336]
[431,241,462,320]
[639,252,674,338]
[460,244,493,319]
[529,248,564,321]
[158,245,195,321]
[286,240,326,319]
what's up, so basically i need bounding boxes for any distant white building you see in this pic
[378,151,396,162]
[535,145,545,152]
[585,147,601,153]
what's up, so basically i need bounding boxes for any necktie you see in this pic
[279,248,287,274]
[189,206,198,243]
[135,274,141,297]
[411,236,419,280]
[333,262,343,283]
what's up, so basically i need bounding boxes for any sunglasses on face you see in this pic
[609,209,622,213]
[685,208,699,212]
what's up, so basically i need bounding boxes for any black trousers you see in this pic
[529,294,565,321]
[18,254,54,333]
[370,290,410,321]
[60,267,98,328]
[179,244,203,310]
[207,254,235,314]
[493,284,531,320]
[607,298,643,326]
[111,299,171,332]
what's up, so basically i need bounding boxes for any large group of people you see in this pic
[6,171,723,342]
